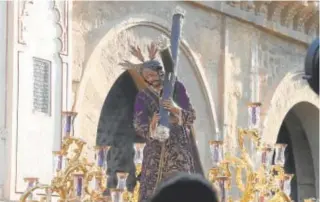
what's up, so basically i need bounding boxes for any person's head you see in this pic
[140,60,164,89]
[120,43,165,89]
[150,172,220,202]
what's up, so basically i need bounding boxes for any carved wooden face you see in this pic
[141,68,163,88]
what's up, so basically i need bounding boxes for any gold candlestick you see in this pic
[132,164,142,202]
[20,135,112,202]
[208,103,293,202]
[132,143,146,202]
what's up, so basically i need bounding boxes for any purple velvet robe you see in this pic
[133,81,200,202]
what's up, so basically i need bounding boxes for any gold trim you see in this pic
[274,143,287,148]
[209,140,224,145]
[247,102,262,107]
[23,178,39,182]
[61,111,78,116]
[155,143,166,190]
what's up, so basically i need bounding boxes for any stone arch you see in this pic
[73,15,219,171]
[277,102,319,200]
[261,71,319,200]
[261,71,319,144]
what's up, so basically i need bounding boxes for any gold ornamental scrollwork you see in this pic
[20,136,111,202]
[208,102,296,202]
[20,109,144,202]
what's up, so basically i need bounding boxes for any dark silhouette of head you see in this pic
[150,173,220,202]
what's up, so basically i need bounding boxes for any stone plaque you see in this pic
[32,57,51,115]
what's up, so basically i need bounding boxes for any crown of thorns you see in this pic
[130,42,158,62]
[119,41,167,72]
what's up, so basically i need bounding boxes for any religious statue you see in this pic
[129,45,203,201]
[96,8,203,202]
[118,11,203,202]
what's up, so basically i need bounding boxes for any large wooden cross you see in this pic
[158,10,185,129]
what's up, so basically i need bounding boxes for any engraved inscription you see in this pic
[32,57,51,115]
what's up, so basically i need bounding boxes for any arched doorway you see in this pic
[276,102,319,201]
[73,16,219,175]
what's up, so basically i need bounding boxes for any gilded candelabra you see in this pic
[19,111,318,202]
[208,103,294,202]
[20,141,109,201]
[19,111,145,202]
[20,112,111,202]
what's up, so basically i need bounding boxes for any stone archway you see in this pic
[261,71,319,144]
[262,71,319,200]
[277,102,319,201]
[73,16,219,172]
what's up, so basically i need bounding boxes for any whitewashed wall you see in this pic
[4,0,71,201]
[15,0,61,193]
[0,1,7,199]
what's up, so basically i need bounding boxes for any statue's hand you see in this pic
[162,99,181,116]
[169,115,180,124]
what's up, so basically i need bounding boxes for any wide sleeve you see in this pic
[176,82,196,126]
[133,92,152,141]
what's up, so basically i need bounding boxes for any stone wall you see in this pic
[223,17,309,153]
[190,1,319,44]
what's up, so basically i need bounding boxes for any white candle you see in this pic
[255,42,260,102]
[251,40,260,103]
[251,43,255,102]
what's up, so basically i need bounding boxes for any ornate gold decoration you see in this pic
[208,102,296,202]
[131,164,141,202]
[18,108,320,202]
[20,136,110,202]
[20,111,112,202]
[19,111,145,202]
[19,94,319,202]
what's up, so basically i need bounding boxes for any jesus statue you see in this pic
[120,43,204,202]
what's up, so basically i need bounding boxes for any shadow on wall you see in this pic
[277,101,319,201]
[95,70,144,191]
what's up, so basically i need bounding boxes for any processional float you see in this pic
[19,8,318,202]
[19,109,319,202]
